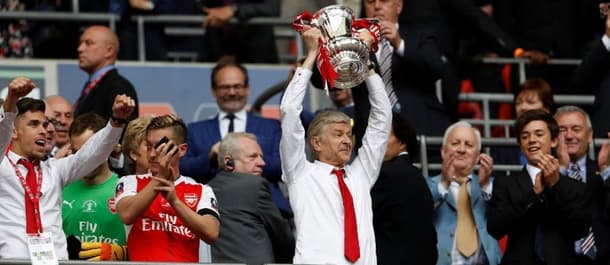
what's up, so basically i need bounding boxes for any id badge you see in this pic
[27,232,58,265]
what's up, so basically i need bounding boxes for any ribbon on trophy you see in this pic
[292,9,380,91]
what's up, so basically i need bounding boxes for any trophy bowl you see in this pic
[312,5,354,39]
[310,5,370,89]
[326,37,369,89]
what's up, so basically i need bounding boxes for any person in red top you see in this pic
[115,114,220,262]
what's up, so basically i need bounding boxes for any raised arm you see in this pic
[351,31,392,187]
[279,27,319,184]
[55,94,135,186]
[1,77,36,159]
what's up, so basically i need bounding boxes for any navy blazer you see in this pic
[180,113,282,184]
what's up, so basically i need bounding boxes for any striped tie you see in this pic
[378,39,400,111]
[580,228,596,259]
[569,163,582,181]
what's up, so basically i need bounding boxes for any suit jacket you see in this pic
[207,171,294,265]
[313,26,448,142]
[74,69,139,121]
[200,0,279,63]
[583,159,610,264]
[371,154,438,265]
[487,169,591,265]
[180,112,282,183]
[571,38,610,137]
[428,173,502,265]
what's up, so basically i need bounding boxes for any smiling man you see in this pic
[554,105,610,264]
[427,121,501,265]
[180,61,283,187]
[488,109,591,265]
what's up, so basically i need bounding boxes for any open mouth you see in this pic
[35,139,47,147]
[527,146,540,153]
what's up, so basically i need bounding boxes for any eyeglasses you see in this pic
[215,83,247,92]
[44,117,61,128]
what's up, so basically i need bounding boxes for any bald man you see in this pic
[44,95,73,158]
[75,25,139,122]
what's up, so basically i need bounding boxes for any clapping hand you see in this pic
[477,153,493,188]
[153,138,179,204]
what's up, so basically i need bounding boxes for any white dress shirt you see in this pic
[0,107,123,259]
[218,109,247,139]
[280,68,391,265]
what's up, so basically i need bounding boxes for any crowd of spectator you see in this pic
[3,0,610,265]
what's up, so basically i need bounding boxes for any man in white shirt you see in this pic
[0,76,135,260]
[280,26,391,265]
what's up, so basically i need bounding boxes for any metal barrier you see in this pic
[0,11,299,63]
[0,11,120,31]
[481,57,582,84]
[459,93,595,138]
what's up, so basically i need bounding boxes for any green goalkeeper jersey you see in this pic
[62,172,126,245]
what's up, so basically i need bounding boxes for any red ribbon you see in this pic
[352,18,381,52]
[317,38,338,91]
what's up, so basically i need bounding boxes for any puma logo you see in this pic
[63,200,75,209]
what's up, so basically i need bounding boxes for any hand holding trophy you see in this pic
[293,5,380,90]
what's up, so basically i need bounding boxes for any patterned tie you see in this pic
[378,39,400,111]
[569,163,582,181]
[19,159,39,234]
[580,227,596,259]
[455,176,478,257]
[332,168,360,262]
[226,113,235,134]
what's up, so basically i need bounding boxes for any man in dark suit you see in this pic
[488,109,591,265]
[199,0,279,63]
[554,105,610,264]
[391,0,548,121]
[207,132,294,265]
[75,25,139,122]
[571,5,610,138]
[371,112,437,265]
[180,61,282,184]
[362,0,448,137]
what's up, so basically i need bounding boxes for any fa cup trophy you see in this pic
[293,5,380,90]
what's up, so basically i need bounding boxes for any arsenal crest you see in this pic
[184,193,198,208]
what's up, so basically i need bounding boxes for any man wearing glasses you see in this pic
[180,62,284,202]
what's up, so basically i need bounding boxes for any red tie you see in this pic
[19,159,39,234]
[332,168,360,263]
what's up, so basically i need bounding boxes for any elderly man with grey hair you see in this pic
[554,105,610,263]
[208,132,294,265]
[427,121,502,265]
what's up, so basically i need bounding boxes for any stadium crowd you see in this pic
[2,0,610,265]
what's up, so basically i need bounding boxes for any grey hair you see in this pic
[554,105,593,131]
[441,121,482,151]
[307,110,351,159]
[217,132,258,170]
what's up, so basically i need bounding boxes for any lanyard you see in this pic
[83,68,113,97]
[7,157,44,234]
